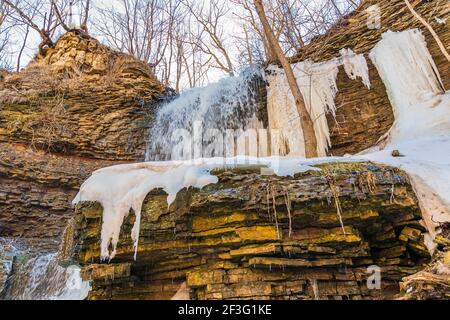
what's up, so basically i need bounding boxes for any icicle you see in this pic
[266,50,372,158]
[295,59,340,157]
[266,59,341,158]
[266,66,306,157]
[369,29,446,142]
[340,48,371,89]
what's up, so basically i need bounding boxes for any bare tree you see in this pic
[181,0,235,76]
[0,0,13,69]
[2,0,91,55]
[404,0,450,64]
[232,0,360,66]
[254,0,318,158]
[94,0,175,75]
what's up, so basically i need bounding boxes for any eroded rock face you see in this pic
[0,31,165,159]
[67,163,432,300]
[0,32,166,251]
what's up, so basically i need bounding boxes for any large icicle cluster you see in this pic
[369,29,446,142]
[266,49,371,157]
[266,66,306,157]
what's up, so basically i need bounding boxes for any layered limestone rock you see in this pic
[65,163,432,300]
[0,31,166,251]
[399,231,450,300]
[0,30,165,159]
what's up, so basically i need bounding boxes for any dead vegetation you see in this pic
[6,93,71,152]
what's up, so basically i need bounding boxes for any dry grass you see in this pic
[323,168,346,235]
[7,93,71,152]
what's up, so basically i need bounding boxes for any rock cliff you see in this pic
[65,163,431,300]
[0,31,166,252]
[1,0,450,300]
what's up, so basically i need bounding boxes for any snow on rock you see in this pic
[73,162,219,260]
[73,157,324,261]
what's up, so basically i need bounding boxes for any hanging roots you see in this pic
[390,170,396,204]
[358,171,377,194]
[271,185,281,240]
[266,184,273,222]
[283,187,293,238]
[325,172,346,235]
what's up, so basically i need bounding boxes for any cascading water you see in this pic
[6,253,90,300]
[146,67,267,161]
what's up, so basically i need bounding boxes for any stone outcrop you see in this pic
[0,31,166,251]
[65,163,432,300]
[0,31,165,159]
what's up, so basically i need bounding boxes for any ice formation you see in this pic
[266,61,339,157]
[266,66,306,157]
[146,67,265,161]
[73,162,219,260]
[340,48,371,89]
[365,29,450,250]
[266,49,370,157]
[368,29,447,146]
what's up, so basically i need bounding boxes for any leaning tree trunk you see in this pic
[253,0,318,158]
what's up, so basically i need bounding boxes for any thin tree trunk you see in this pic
[404,0,450,63]
[253,0,318,158]
[17,24,30,72]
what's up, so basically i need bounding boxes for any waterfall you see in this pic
[146,67,267,161]
[6,253,90,300]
